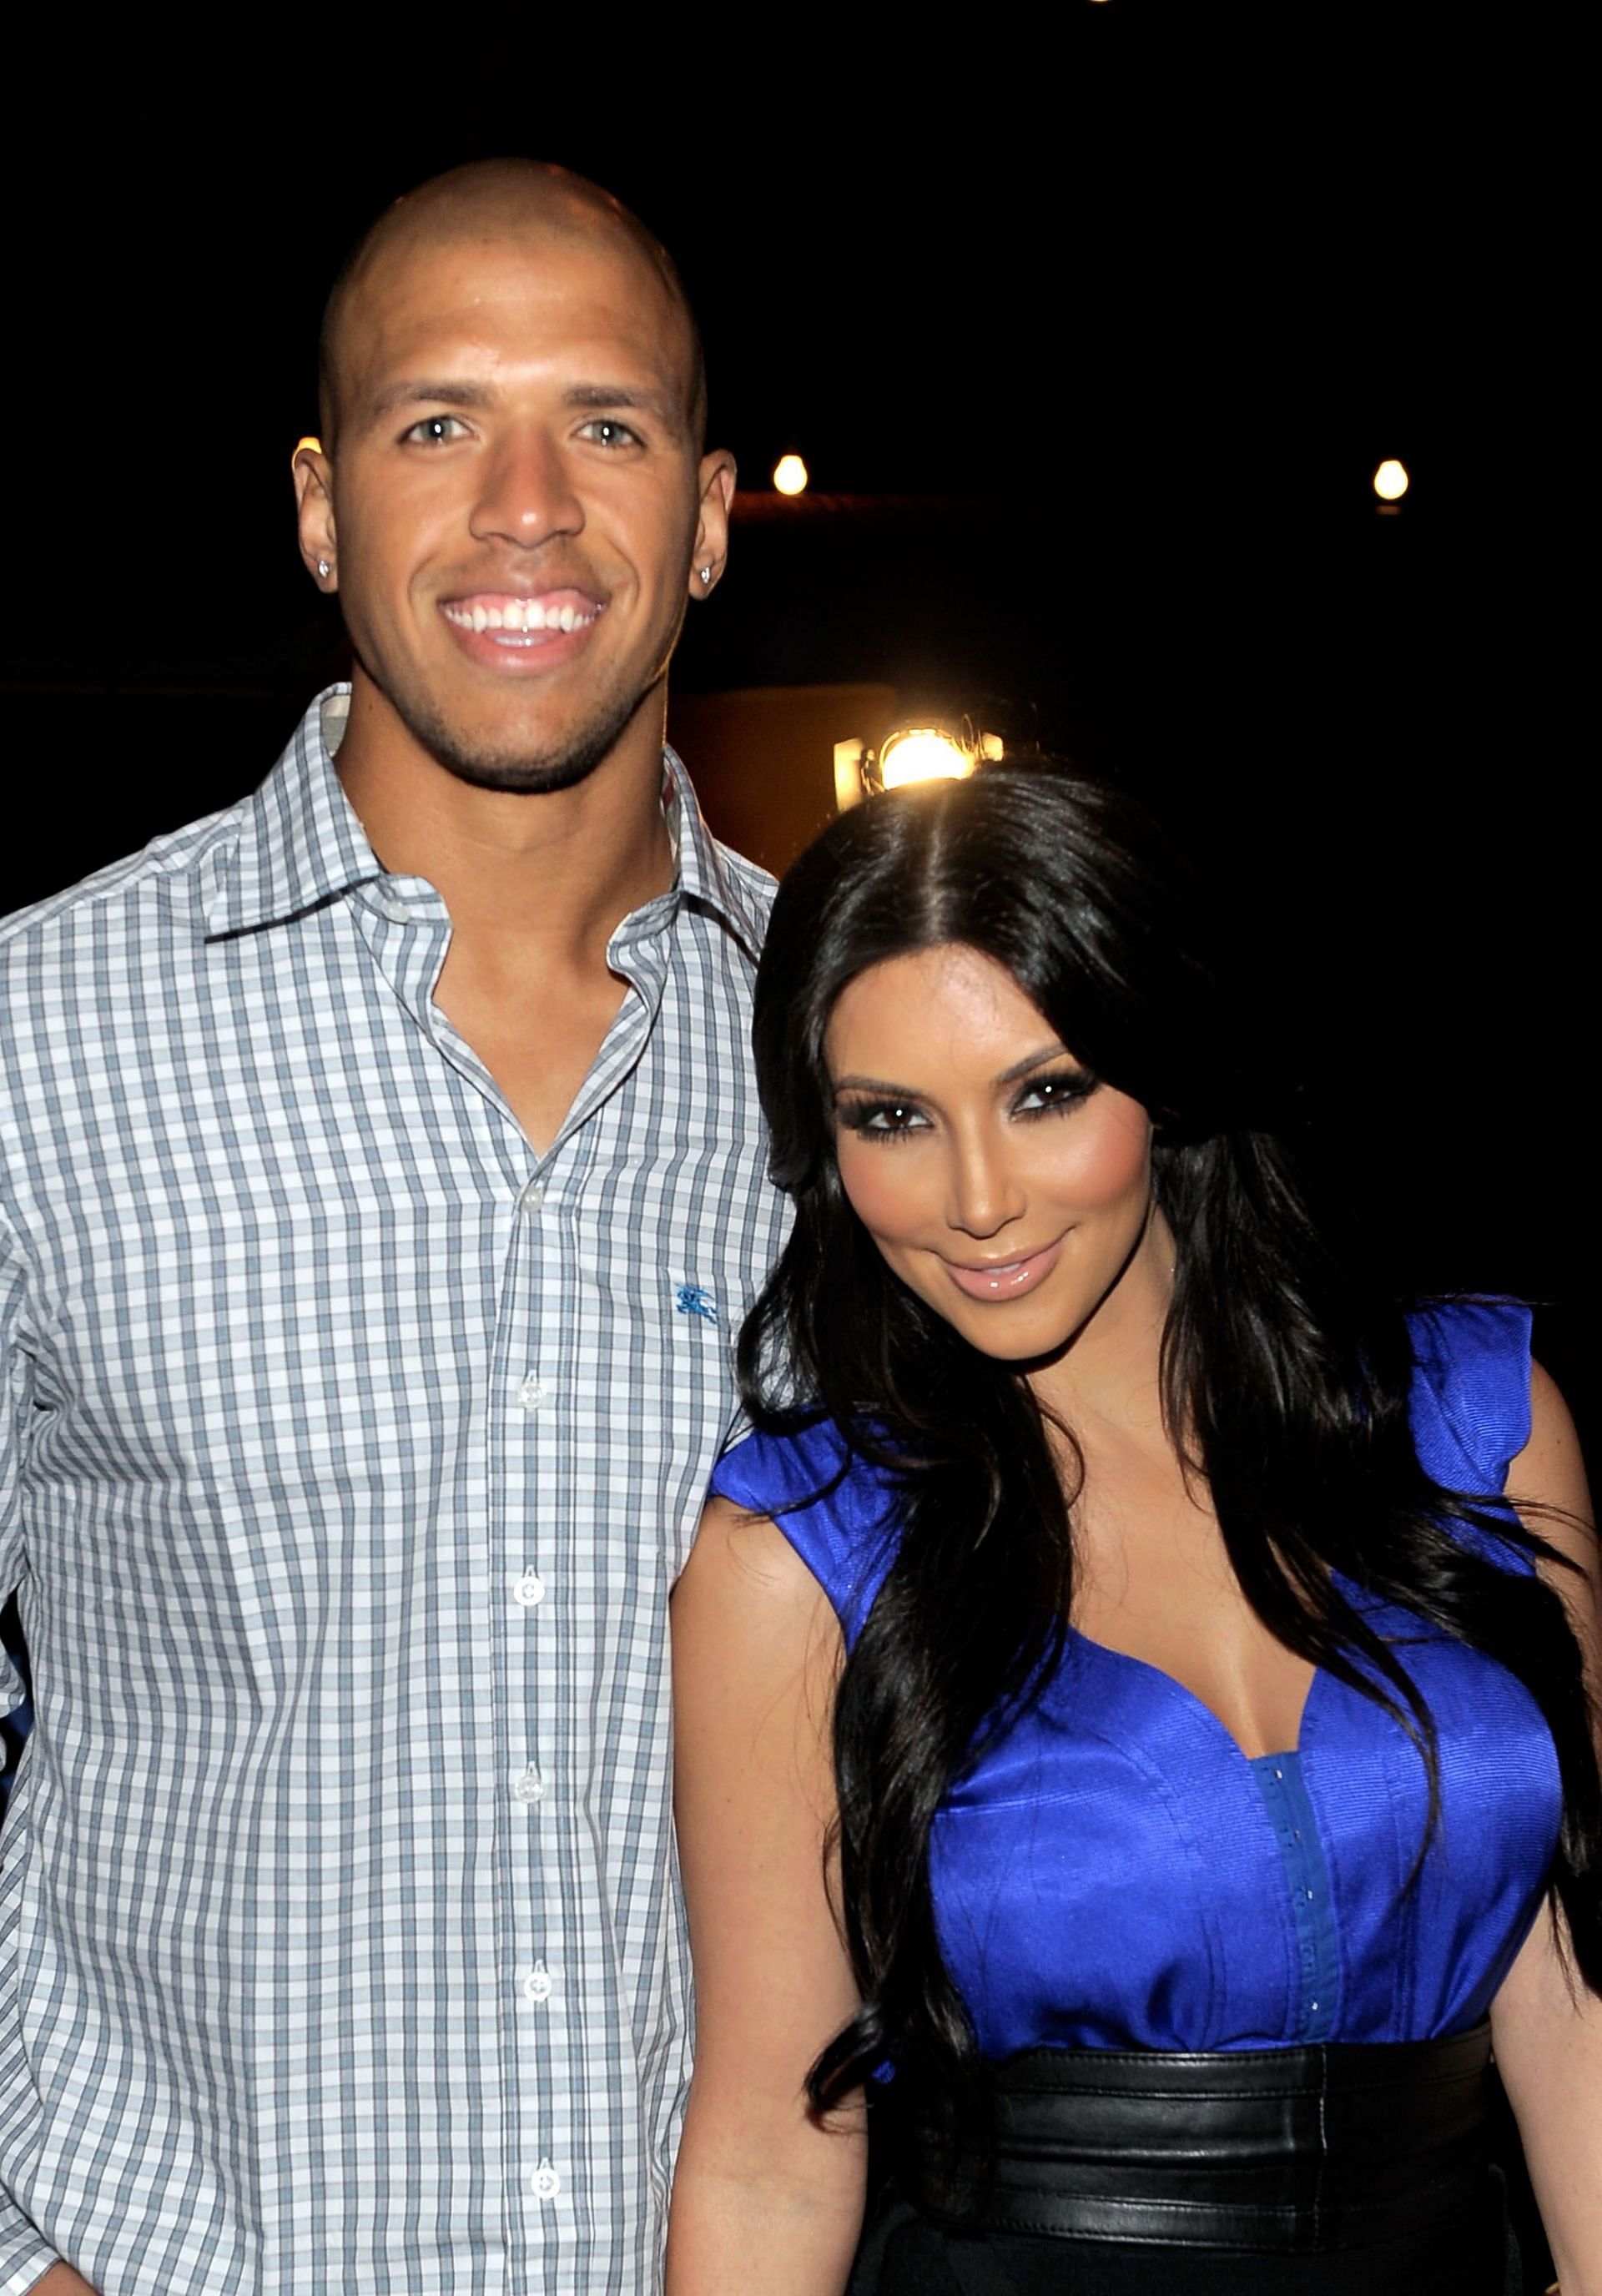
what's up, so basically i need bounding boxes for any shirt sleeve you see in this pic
[0,1223,33,1739]
[0,1231,58,2296]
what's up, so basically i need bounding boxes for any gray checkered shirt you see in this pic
[0,690,788,2294]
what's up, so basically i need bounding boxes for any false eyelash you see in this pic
[1014,1068,1100,1115]
[834,1099,928,1140]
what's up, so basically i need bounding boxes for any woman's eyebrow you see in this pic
[995,1042,1074,1085]
[830,1074,919,1097]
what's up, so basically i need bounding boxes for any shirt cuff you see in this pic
[0,2201,61,2296]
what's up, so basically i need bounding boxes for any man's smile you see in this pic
[438,587,607,666]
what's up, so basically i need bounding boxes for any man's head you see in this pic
[295,160,731,798]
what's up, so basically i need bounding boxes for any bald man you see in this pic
[0,163,788,2296]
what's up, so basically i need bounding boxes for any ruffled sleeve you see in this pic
[708,1417,904,1644]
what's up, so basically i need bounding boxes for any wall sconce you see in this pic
[833,722,1005,812]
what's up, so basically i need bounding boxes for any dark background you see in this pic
[0,13,1586,2278]
[3,8,1587,1436]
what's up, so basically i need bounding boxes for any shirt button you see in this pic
[513,1570,546,1609]
[519,1179,546,1215]
[531,2159,562,2202]
[512,1766,545,1804]
[517,1374,547,1412]
[377,893,411,924]
[524,1961,553,2004]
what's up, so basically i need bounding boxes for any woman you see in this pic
[668,762,1602,2294]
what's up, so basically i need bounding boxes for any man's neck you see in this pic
[332,676,677,975]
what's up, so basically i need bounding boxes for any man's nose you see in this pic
[469,427,584,547]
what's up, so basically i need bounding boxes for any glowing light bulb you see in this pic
[1373,458,1409,502]
[773,453,809,496]
[878,728,975,790]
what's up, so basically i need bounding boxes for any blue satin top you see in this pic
[708,1301,1559,2056]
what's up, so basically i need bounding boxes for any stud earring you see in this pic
[317,558,330,579]
[698,566,712,586]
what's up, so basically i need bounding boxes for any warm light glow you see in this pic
[834,738,868,812]
[295,435,323,457]
[878,728,976,790]
[773,453,809,496]
[1373,457,1409,501]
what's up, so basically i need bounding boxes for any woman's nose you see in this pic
[945,1131,1025,1240]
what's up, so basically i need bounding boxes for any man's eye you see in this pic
[403,415,470,445]
[578,418,642,449]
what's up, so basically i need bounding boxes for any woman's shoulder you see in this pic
[708,1414,904,1640]
[1406,1296,1534,1497]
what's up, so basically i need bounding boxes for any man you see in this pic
[0,160,788,2294]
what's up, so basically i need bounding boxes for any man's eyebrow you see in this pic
[563,383,686,429]
[367,380,498,420]
[361,378,688,433]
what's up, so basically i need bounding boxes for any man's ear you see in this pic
[293,441,338,590]
[688,449,737,598]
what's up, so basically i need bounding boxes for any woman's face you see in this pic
[824,943,1161,1367]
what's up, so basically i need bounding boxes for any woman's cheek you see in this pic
[836,1139,924,1244]
[1048,1094,1151,1206]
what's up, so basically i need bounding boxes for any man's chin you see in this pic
[431,745,613,798]
[383,674,652,799]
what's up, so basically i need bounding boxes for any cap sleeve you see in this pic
[708,1417,903,1644]
[1407,1299,1534,1570]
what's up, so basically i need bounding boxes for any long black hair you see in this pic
[738,759,1602,2114]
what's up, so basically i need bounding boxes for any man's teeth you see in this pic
[444,600,597,634]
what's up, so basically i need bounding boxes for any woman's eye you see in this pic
[1015,1070,1095,1116]
[404,415,470,446]
[841,1100,927,1139]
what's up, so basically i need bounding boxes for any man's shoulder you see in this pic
[0,798,245,969]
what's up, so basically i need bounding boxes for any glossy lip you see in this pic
[436,584,608,676]
[940,1234,1066,1302]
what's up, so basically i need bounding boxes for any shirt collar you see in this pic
[204,685,771,959]
[659,745,770,964]
[202,688,382,939]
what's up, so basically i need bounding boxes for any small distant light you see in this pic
[878,728,976,791]
[1373,457,1409,502]
[773,453,809,496]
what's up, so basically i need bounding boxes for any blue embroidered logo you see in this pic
[675,1285,718,1325]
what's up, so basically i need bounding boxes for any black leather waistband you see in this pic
[894,2023,1494,2253]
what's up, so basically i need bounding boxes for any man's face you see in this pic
[301,224,729,793]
